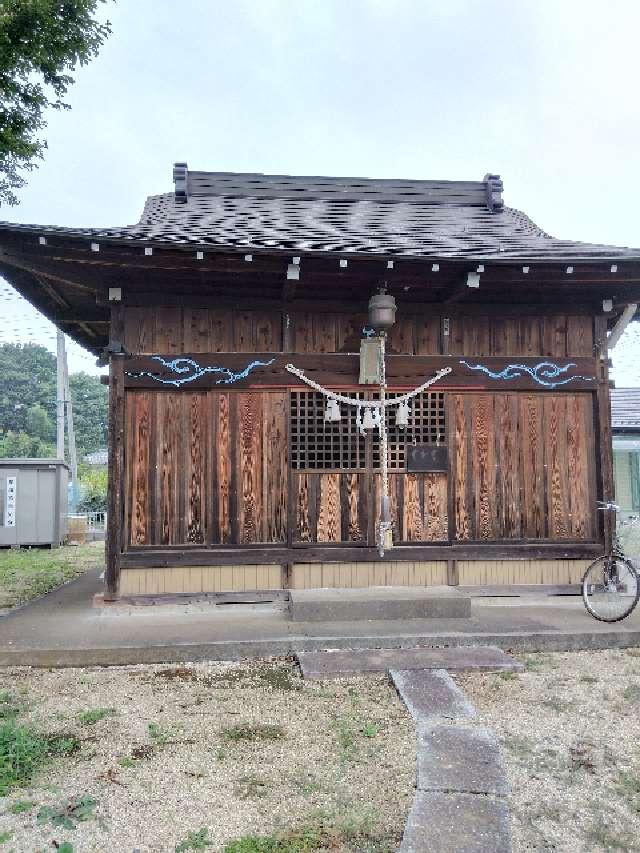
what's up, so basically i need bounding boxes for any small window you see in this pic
[290,390,446,472]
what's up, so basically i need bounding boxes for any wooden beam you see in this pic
[595,315,615,551]
[105,304,125,600]
[119,541,603,568]
[122,352,599,393]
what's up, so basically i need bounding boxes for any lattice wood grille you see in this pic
[373,391,446,471]
[290,390,446,472]
[290,391,366,471]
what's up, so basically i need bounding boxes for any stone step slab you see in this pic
[297,644,523,679]
[390,669,476,721]
[289,586,471,622]
[400,792,512,853]
[417,724,509,796]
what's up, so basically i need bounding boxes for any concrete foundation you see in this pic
[288,585,471,622]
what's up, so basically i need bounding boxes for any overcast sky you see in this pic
[2,0,639,383]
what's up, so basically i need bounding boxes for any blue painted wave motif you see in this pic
[459,360,595,388]
[126,356,275,387]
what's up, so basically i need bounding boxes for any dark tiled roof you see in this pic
[612,389,640,430]
[3,168,640,262]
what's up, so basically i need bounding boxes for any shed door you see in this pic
[0,470,18,546]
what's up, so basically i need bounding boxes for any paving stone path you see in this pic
[297,647,516,852]
[390,668,512,853]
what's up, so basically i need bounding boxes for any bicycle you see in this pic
[582,502,640,622]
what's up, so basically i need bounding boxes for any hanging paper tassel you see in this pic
[395,400,410,427]
[324,398,341,422]
[362,407,376,430]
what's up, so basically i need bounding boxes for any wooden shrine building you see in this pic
[1,166,640,599]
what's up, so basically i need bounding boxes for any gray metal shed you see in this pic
[0,459,68,547]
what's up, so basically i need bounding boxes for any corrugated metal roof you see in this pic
[2,168,640,261]
[611,388,640,429]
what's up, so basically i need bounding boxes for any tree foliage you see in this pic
[0,0,111,205]
[0,342,107,457]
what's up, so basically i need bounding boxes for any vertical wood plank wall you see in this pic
[122,307,599,551]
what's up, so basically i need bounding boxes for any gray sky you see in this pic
[2,0,639,382]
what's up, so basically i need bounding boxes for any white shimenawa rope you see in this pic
[284,364,452,408]
[285,361,452,556]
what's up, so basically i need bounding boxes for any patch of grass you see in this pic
[583,819,636,852]
[118,756,135,768]
[235,773,272,799]
[360,722,379,738]
[499,671,518,681]
[221,723,286,743]
[7,799,34,814]
[37,793,97,831]
[540,697,575,713]
[623,684,640,703]
[78,708,116,725]
[201,663,301,692]
[333,717,358,761]
[175,827,213,851]
[56,844,74,853]
[148,722,182,744]
[291,773,321,797]
[222,808,391,853]
[0,544,104,608]
[0,831,12,844]
[523,655,549,672]
[0,722,78,795]
[0,691,22,720]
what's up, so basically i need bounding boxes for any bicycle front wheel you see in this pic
[582,555,640,622]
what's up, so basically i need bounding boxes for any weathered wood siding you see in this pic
[452,392,596,541]
[120,306,600,556]
[122,307,594,358]
[125,390,287,546]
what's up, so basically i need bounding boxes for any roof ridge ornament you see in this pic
[484,173,503,212]
[173,162,188,204]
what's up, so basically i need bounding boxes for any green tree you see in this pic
[0,429,54,457]
[69,371,107,454]
[25,402,53,442]
[0,343,106,457]
[0,0,111,205]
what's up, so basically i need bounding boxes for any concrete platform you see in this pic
[1,568,640,666]
[289,585,471,622]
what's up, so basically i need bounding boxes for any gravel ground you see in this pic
[456,649,640,853]
[0,660,414,852]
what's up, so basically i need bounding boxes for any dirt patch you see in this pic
[456,649,640,853]
[0,659,414,851]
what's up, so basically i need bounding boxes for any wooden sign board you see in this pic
[406,444,448,473]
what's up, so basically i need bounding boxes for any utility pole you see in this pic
[56,329,65,460]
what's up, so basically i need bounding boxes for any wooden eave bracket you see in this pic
[608,303,638,350]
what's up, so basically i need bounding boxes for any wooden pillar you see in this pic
[105,304,125,600]
[594,315,615,552]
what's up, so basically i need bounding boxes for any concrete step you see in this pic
[298,645,523,679]
[289,585,471,622]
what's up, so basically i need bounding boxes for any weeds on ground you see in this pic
[78,708,116,725]
[222,807,393,853]
[583,818,637,852]
[623,684,640,703]
[0,831,12,844]
[118,756,135,768]
[175,827,213,851]
[221,723,286,743]
[0,544,103,607]
[37,794,97,830]
[7,799,34,814]
[0,722,78,795]
[499,671,518,682]
[148,722,183,744]
[235,773,272,799]
[180,663,302,692]
[0,691,22,720]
